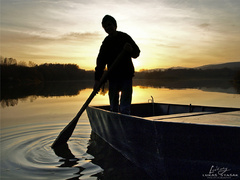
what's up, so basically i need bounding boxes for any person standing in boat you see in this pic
[94,15,140,114]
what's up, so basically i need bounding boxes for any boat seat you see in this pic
[144,111,213,121]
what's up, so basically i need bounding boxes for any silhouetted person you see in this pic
[94,15,140,114]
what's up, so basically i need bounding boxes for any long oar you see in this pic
[51,50,126,148]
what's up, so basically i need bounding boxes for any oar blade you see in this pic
[51,116,79,148]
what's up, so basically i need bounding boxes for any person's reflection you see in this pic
[53,143,79,167]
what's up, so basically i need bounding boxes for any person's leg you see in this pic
[109,80,120,112]
[120,78,132,114]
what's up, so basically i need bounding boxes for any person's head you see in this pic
[102,15,117,35]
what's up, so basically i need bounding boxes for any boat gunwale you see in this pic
[88,103,240,128]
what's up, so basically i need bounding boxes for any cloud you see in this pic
[199,23,210,29]
[1,0,240,69]
[1,30,102,45]
[157,43,180,49]
[1,29,102,65]
[61,32,102,41]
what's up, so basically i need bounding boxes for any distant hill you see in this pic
[135,61,240,82]
[196,62,240,70]
[144,62,240,72]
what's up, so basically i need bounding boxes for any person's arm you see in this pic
[126,35,140,58]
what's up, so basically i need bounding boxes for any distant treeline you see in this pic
[1,62,94,84]
[1,57,240,85]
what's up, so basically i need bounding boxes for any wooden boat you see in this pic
[86,103,240,179]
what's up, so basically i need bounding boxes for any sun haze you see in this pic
[1,0,240,71]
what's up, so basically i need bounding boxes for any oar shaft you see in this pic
[51,50,126,148]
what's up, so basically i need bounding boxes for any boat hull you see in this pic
[86,103,240,179]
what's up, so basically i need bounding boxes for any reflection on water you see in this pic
[87,132,151,180]
[0,115,150,179]
[51,132,151,180]
[1,80,94,108]
[1,79,240,108]
[0,120,102,180]
[133,79,240,94]
[1,80,240,180]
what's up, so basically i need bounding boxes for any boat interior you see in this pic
[96,103,239,116]
[93,103,240,126]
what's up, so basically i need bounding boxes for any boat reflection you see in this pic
[52,132,151,180]
[87,131,152,180]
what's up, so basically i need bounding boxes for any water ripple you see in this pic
[0,122,102,180]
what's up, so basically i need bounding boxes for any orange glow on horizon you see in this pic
[1,1,239,71]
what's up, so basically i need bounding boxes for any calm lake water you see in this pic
[1,80,240,180]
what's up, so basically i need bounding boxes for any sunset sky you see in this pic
[1,0,240,71]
